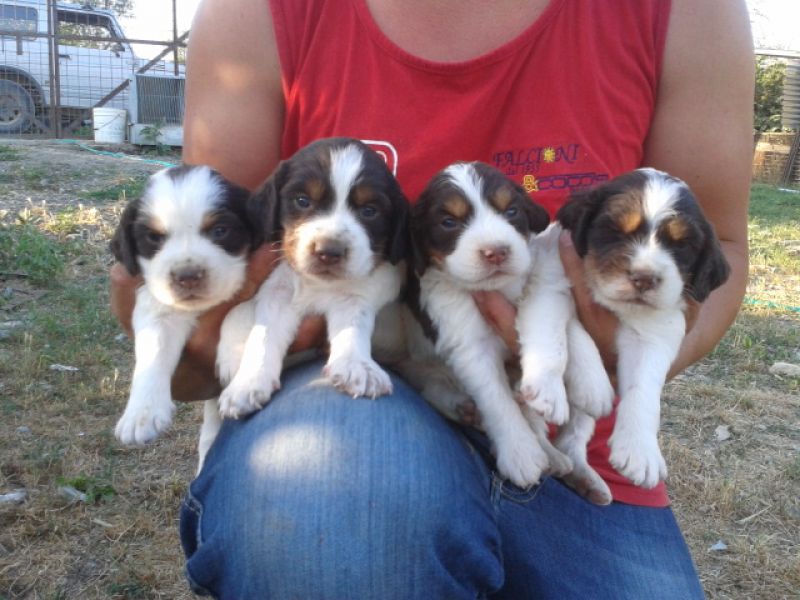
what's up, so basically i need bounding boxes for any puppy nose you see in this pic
[629,270,660,292]
[171,266,207,290]
[313,240,347,265]
[480,245,510,266]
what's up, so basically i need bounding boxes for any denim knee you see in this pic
[181,361,504,599]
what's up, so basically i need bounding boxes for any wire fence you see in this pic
[0,0,187,140]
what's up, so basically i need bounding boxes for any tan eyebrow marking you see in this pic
[305,178,325,203]
[663,217,688,241]
[443,195,470,219]
[146,215,167,234]
[489,187,513,212]
[352,184,376,206]
[616,210,643,234]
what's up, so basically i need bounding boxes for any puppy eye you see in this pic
[440,216,459,230]
[294,195,312,209]
[146,231,165,245]
[359,205,378,219]
[211,224,229,240]
[503,206,518,219]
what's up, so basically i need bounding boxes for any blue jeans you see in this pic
[180,360,704,599]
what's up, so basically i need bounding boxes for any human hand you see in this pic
[472,290,520,355]
[557,231,620,372]
[109,243,328,402]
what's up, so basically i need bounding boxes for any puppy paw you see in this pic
[115,396,175,445]
[517,372,569,425]
[495,429,549,489]
[608,430,667,488]
[324,357,393,399]
[542,444,573,477]
[560,463,613,506]
[422,382,480,426]
[218,369,280,419]
[567,373,614,419]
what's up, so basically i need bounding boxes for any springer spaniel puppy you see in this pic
[556,168,730,492]
[409,161,572,488]
[111,165,259,446]
[515,221,616,503]
[215,138,408,423]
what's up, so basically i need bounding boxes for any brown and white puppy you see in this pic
[408,161,572,488]
[556,168,730,493]
[215,138,409,427]
[111,165,258,446]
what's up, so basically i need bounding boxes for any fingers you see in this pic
[109,262,142,336]
[558,232,619,371]
[473,291,520,355]
[236,242,282,301]
[684,298,700,334]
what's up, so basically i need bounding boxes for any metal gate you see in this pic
[0,0,187,139]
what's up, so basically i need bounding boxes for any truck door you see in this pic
[56,8,133,111]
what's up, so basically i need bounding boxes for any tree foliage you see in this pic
[754,56,786,132]
[80,0,136,18]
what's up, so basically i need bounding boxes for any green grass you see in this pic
[85,176,149,202]
[0,224,70,285]
[707,184,800,391]
[56,473,116,503]
[0,144,22,161]
[748,184,800,277]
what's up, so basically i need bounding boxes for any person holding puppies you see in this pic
[111,0,753,597]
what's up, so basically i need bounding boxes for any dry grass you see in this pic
[1,141,798,599]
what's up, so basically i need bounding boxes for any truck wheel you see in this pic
[0,80,35,134]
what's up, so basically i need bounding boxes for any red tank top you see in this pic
[270,0,672,506]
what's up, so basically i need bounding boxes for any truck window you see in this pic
[0,4,37,37]
[58,10,120,51]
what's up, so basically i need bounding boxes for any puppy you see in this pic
[515,221,616,503]
[215,138,408,422]
[409,161,572,488]
[556,168,730,491]
[111,165,258,446]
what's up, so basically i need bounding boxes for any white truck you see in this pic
[0,0,183,137]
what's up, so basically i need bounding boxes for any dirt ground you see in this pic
[0,140,798,599]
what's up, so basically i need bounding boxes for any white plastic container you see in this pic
[92,107,127,143]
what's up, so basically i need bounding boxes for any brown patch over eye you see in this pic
[352,184,376,207]
[489,187,513,212]
[663,217,688,242]
[443,195,470,220]
[305,179,325,204]
[200,213,218,231]
[145,215,167,235]
[616,210,642,234]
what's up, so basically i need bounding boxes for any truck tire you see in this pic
[0,79,35,134]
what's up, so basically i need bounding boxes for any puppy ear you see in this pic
[248,161,289,245]
[522,194,551,234]
[110,200,141,276]
[386,183,410,265]
[409,194,432,276]
[687,221,730,302]
[217,175,259,248]
[556,188,605,257]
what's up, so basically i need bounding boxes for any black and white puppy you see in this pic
[215,138,408,421]
[409,161,572,488]
[556,168,730,490]
[111,165,258,446]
